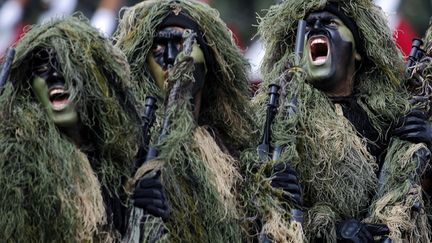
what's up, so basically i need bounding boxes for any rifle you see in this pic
[0,47,15,94]
[124,30,198,243]
[403,37,431,230]
[256,83,281,160]
[124,96,159,243]
[257,20,306,243]
[257,19,306,160]
[134,96,158,171]
[145,29,197,162]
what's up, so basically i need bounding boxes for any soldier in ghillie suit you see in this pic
[0,16,141,241]
[114,0,257,242]
[405,21,432,229]
[243,0,432,242]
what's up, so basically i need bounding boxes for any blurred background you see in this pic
[0,0,274,53]
[0,0,431,84]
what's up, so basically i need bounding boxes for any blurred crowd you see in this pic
[376,0,432,56]
[0,0,142,53]
[0,0,432,80]
[0,0,275,54]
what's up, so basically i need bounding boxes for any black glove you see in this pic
[336,219,390,243]
[132,170,170,220]
[392,109,432,146]
[270,163,303,206]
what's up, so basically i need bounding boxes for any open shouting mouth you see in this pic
[48,87,71,111]
[308,35,330,65]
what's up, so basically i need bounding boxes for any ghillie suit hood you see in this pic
[0,16,140,242]
[241,0,428,242]
[115,0,256,151]
[115,0,257,242]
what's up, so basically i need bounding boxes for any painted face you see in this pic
[31,49,78,127]
[147,26,206,92]
[303,11,361,93]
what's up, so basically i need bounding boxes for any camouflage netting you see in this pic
[0,16,140,242]
[424,24,432,45]
[411,25,432,117]
[241,0,429,242]
[114,0,258,242]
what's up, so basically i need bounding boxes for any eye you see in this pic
[305,18,315,27]
[329,19,338,27]
[33,64,51,78]
[174,41,183,52]
[36,65,49,73]
[152,44,164,55]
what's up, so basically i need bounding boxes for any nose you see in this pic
[313,19,323,29]
[165,41,179,67]
[46,70,65,87]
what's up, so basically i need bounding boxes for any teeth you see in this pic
[309,36,329,65]
[51,98,71,111]
[52,102,67,110]
[47,87,71,111]
[49,88,65,97]
[311,38,326,45]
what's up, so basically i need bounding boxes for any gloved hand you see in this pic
[270,163,303,206]
[133,170,170,220]
[392,109,432,146]
[336,219,390,243]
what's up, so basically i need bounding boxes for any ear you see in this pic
[354,51,362,61]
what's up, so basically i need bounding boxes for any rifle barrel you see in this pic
[0,47,15,93]
[294,20,306,64]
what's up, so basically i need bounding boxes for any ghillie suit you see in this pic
[241,0,430,242]
[114,0,257,242]
[0,16,140,242]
